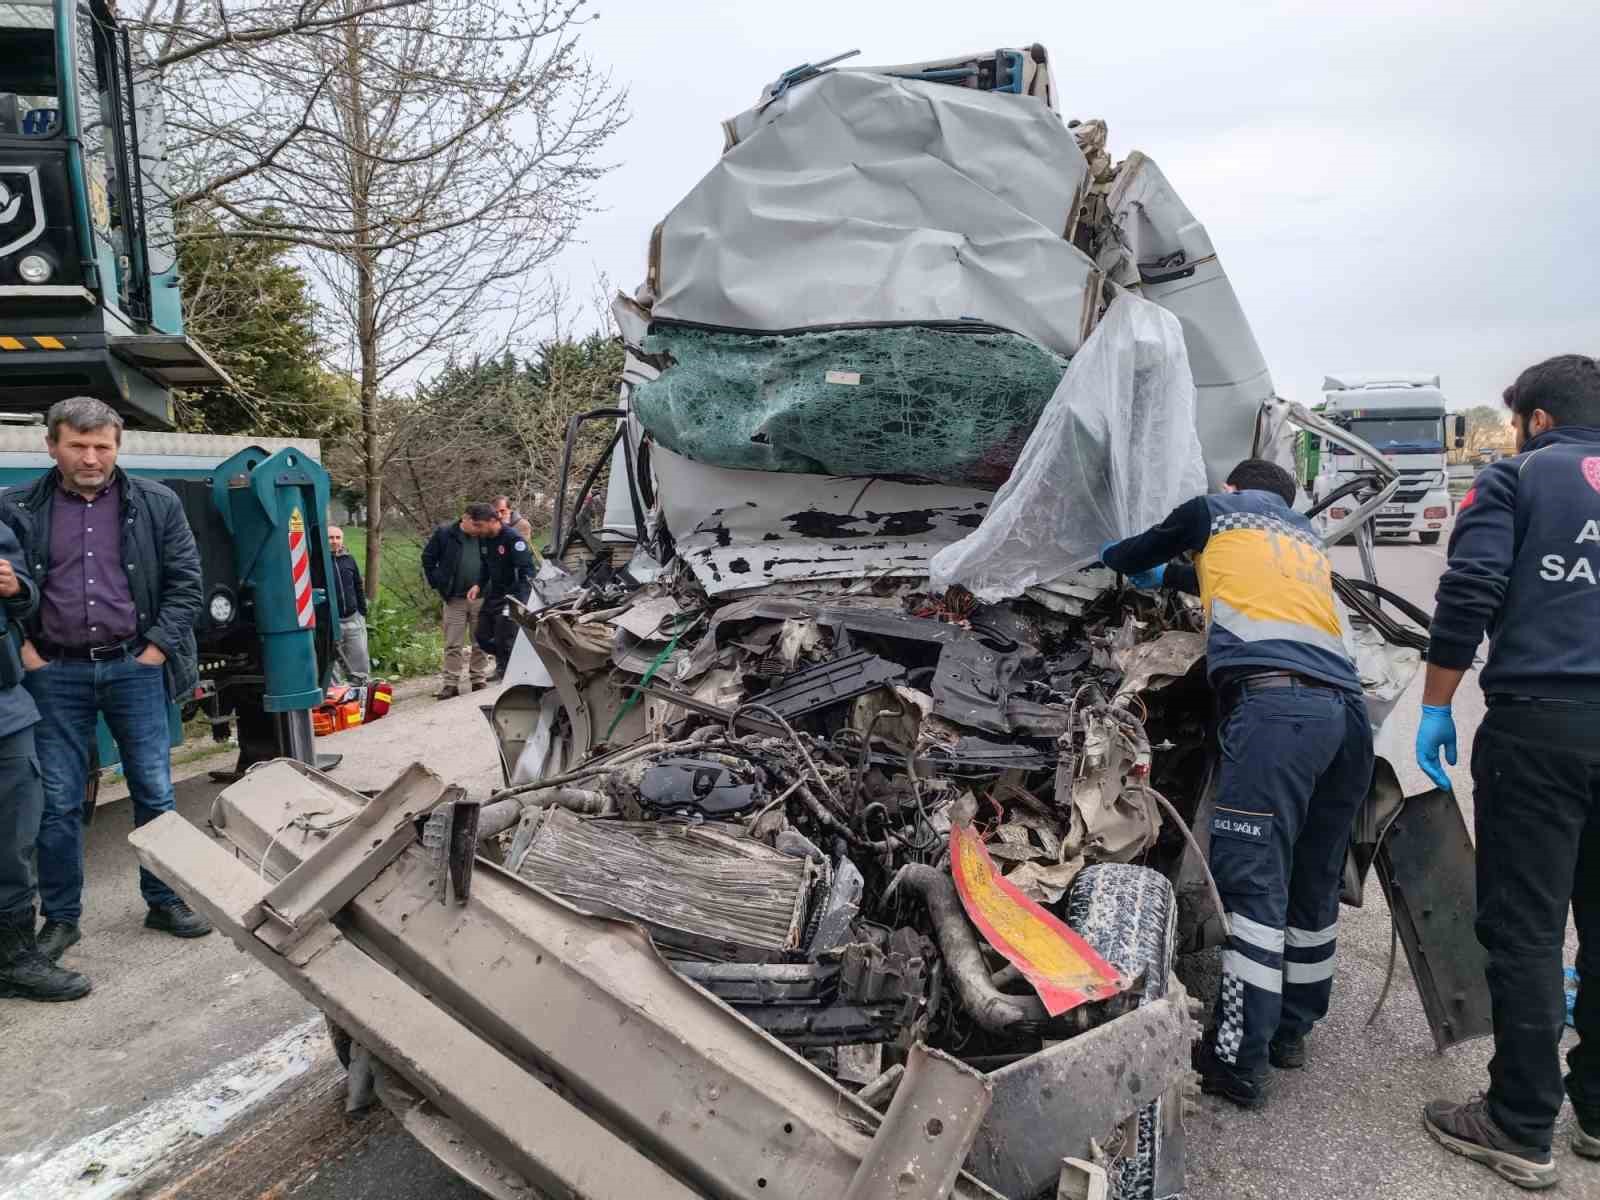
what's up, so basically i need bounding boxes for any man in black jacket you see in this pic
[1418,355,1600,1190]
[420,503,499,698]
[327,526,369,682]
[0,397,208,961]
[476,518,536,681]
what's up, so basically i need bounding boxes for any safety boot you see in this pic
[1423,1096,1557,1190]
[145,901,212,939]
[0,909,92,1002]
[1194,1039,1266,1109]
[1269,1033,1307,1069]
[36,918,80,962]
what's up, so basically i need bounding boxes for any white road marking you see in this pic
[0,1017,326,1200]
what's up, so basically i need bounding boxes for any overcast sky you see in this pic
[550,0,1599,411]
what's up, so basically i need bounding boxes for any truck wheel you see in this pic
[1419,532,1441,545]
[1067,864,1183,1200]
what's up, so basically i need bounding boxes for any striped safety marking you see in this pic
[0,336,67,350]
[287,507,315,629]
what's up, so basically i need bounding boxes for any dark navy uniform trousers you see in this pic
[1209,679,1374,1076]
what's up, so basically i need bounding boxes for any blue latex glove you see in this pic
[1416,704,1457,791]
[1129,563,1166,590]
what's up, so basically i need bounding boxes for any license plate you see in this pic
[1381,505,1407,516]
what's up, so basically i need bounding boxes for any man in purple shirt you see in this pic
[0,398,207,961]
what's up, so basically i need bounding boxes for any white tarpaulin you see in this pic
[929,294,1208,601]
[652,70,1101,358]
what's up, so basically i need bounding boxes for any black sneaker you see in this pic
[1423,1096,1557,1190]
[1194,1040,1267,1110]
[433,685,461,700]
[1269,1034,1306,1070]
[36,919,80,962]
[145,901,213,939]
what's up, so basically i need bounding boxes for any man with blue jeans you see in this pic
[0,397,208,961]
[1417,355,1600,1191]
[1102,458,1373,1110]
[0,519,91,1002]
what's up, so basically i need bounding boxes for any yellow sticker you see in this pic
[288,507,305,533]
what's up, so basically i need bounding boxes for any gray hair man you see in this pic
[0,397,209,962]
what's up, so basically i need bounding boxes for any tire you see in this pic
[1419,532,1441,545]
[1067,863,1183,1200]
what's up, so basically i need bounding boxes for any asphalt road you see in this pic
[11,542,1594,1200]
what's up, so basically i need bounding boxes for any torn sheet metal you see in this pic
[1103,151,1275,491]
[969,990,1195,1198]
[1112,631,1206,699]
[1375,787,1493,1051]
[659,69,1099,358]
[1025,567,1117,616]
[654,445,993,594]
[948,825,1121,1016]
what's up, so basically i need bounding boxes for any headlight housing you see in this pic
[17,254,52,284]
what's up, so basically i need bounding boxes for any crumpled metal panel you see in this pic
[653,444,992,595]
[657,69,1098,358]
[1375,787,1493,1051]
[968,989,1196,1198]
[514,807,815,961]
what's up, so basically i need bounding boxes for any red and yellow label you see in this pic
[950,825,1123,1016]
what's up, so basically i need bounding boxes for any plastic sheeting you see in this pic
[929,294,1208,602]
[631,324,1069,485]
[652,70,1101,358]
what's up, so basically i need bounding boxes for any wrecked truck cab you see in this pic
[131,44,1446,1200]
[494,41,1455,1195]
[474,45,1436,1200]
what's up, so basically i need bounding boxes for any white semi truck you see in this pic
[1310,373,1467,545]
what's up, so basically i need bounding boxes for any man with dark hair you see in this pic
[1418,354,1600,1191]
[0,396,209,959]
[1101,457,1372,1109]
[420,502,501,699]
[475,516,536,681]
[327,526,370,683]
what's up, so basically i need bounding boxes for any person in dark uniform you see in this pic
[1418,355,1600,1191]
[0,520,90,1001]
[1101,457,1373,1110]
[476,519,535,681]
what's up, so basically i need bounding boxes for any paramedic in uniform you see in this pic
[476,520,535,681]
[1417,355,1600,1192]
[1101,457,1372,1110]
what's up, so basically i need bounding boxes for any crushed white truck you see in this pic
[133,44,1489,1200]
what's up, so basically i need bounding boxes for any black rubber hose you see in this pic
[1335,574,1435,632]
[886,864,1049,1033]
